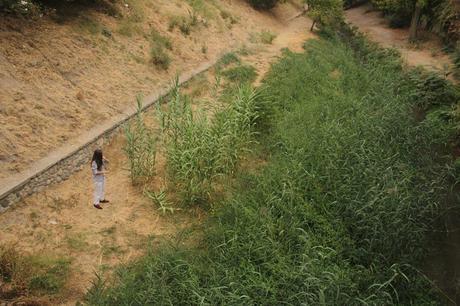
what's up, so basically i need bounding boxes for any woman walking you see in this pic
[91,149,109,209]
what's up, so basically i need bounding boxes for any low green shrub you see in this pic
[150,45,171,70]
[221,65,257,84]
[250,30,277,44]
[406,69,459,110]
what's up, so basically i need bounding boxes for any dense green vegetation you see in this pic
[87,28,457,304]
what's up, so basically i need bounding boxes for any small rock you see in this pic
[49,220,58,225]
[76,90,85,101]
[102,28,112,38]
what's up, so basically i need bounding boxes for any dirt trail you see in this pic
[0,7,313,305]
[345,4,453,73]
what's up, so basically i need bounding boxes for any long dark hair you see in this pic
[92,149,103,171]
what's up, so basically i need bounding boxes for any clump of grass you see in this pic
[124,96,157,184]
[123,0,145,23]
[150,45,171,69]
[250,30,277,44]
[201,44,208,54]
[0,246,70,298]
[406,68,459,110]
[221,65,257,84]
[185,0,215,20]
[148,29,172,69]
[216,52,240,69]
[220,9,238,25]
[117,0,145,36]
[149,29,172,50]
[168,10,199,36]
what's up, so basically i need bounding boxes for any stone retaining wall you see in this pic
[0,58,219,213]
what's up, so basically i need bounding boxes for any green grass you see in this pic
[250,30,277,44]
[0,246,70,297]
[87,32,457,305]
[221,65,257,84]
[216,52,240,70]
[168,11,199,36]
[149,29,172,51]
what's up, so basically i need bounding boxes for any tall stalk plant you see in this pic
[158,78,260,205]
[124,96,157,185]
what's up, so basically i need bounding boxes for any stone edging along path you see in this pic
[0,56,224,213]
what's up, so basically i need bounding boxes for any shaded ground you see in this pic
[0,5,313,304]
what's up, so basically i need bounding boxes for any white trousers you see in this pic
[93,180,105,205]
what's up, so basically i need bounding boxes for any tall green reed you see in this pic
[123,96,157,185]
[157,77,260,205]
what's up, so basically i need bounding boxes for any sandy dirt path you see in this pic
[0,9,313,305]
[345,4,453,74]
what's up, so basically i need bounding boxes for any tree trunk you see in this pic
[409,2,422,42]
[310,20,316,32]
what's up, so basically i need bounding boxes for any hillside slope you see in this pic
[0,0,302,178]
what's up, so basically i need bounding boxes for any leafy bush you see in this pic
[406,69,459,110]
[306,0,344,30]
[246,0,278,10]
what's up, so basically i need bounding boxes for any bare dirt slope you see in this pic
[0,0,304,179]
[345,4,453,73]
[0,3,313,304]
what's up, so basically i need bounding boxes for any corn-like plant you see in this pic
[144,188,175,214]
[157,78,260,205]
[124,95,157,184]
